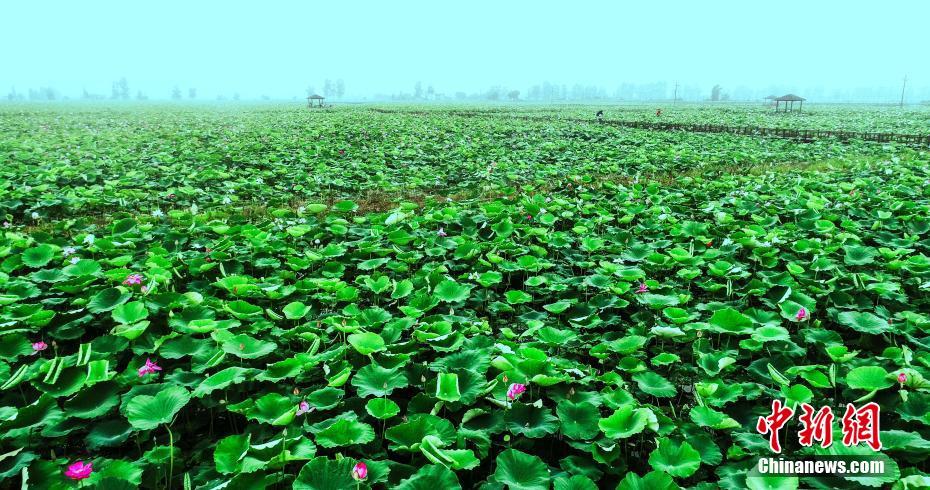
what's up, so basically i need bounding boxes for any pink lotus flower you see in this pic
[140,285,149,294]
[437,227,447,237]
[352,461,367,481]
[64,460,93,480]
[636,283,649,294]
[138,358,162,377]
[507,383,527,400]
[339,149,346,156]
[526,215,533,221]
[898,372,907,385]
[123,273,144,286]
[296,401,311,416]
[32,341,47,353]
[795,307,807,321]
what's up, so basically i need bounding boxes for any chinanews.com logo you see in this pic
[749,399,894,478]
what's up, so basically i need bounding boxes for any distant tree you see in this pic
[507,90,520,101]
[188,88,197,99]
[426,85,434,100]
[118,77,129,99]
[261,94,270,101]
[485,86,502,101]
[233,92,240,101]
[323,79,334,98]
[455,92,467,100]
[711,84,722,101]
[171,86,183,100]
[32,87,57,100]
[414,81,423,99]
[7,86,18,101]
[336,79,345,99]
[136,90,147,100]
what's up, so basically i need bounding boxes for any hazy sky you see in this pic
[3,1,929,100]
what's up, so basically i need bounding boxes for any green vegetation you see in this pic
[1,104,929,489]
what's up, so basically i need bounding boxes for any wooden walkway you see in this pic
[371,108,930,146]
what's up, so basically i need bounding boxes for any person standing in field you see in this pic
[656,108,662,117]
[596,110,604,122]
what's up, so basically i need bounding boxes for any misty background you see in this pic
[4,0,929,104]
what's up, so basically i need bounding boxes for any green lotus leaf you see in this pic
[22,244,55,268]
[221,333,277,359]
[846,366,894,390]
[193,366,252,397]
[649,438,701,477]
[282,301,311,320]
[125,385,191,430]
[837,311,890,334]
[347,332,386,355]
[616,471,679,490]
[435,372,462,402]
[434,279,472,303]
[294,457,356,489]
[494,449,550,490]
[386,414,456,452]
[111,301,148,324]
[708,307,753,334]
[557,400,600,440]
[633,372,677,398]
[352,363,408,397]
[305,387,345,410]
[553,474,598,490]
[214,433,250,474]
[689,406,739,429]
[504,403,559,438]
[396,464,461,490]
[314,418,375,448]
[365,398,401,419]
[232,393,296,426]
[599,405,650,439]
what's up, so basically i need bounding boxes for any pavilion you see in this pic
[306,94,325,108]
[774,94,805,112]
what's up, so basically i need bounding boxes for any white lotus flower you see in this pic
[63,247,77,257]
[31,212,39,220]
[70,257,80,264]
[83,234,95,245]
[151,208,164,218]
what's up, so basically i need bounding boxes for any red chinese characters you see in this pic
[757,400,882,452]
[756,400,794,453]
[841,402,882,451]
[798,403,835,448]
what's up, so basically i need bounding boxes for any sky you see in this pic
[3,0,929,101]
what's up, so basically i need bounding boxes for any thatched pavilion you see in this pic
[774,94,805,112]
[306,94,325,108]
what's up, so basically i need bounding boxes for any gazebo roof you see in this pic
[763,95,778,100]
[775,94,805,102]
[307,94,325,99]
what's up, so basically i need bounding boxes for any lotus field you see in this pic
[2,104,930,489]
